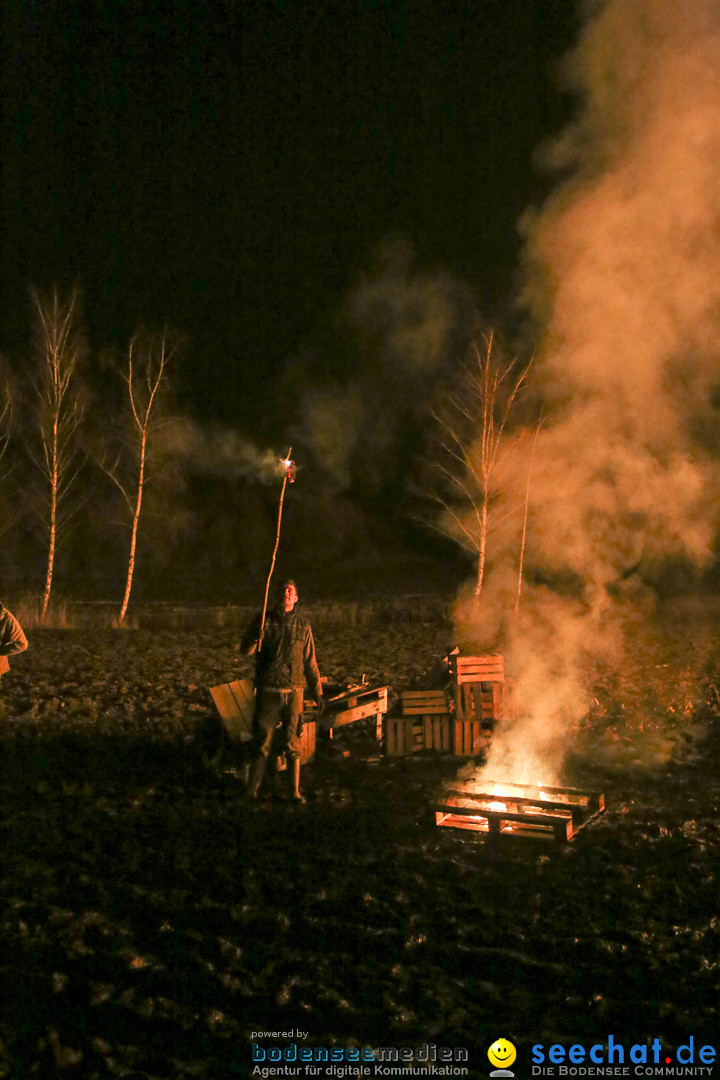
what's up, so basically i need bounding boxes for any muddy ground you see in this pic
[0,620,718,1078]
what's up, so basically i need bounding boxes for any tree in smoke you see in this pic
[0,356,15,497]
[27,288,87,620]
[98,328,181,623]
[422,333,534,602]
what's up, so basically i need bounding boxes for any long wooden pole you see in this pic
[258,447,292,651]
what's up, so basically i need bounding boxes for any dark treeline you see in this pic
[0,285,468,613]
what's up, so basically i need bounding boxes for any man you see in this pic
[0,601,27,677]
[242,579,323,803]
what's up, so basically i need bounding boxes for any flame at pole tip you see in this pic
[280,447,297,483]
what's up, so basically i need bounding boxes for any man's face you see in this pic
[283,583,298,611]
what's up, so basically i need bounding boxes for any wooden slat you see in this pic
[455,669,505,685]
[210,682,240,722]
[209,679,255,742]
[402,690,448,705]
[229,678,254,716]
[453,654,504,668]
[455,663,505,676]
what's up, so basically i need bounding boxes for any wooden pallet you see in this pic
[435,781,605,842]
[318,685,388,743]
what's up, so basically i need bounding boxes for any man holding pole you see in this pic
[242,579,324,803]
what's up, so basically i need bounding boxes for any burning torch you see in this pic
[257,448,296,651]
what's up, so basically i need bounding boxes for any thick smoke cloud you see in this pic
[297,239,476,497]
[468,0,720,782]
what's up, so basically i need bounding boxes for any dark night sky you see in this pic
[0,0,579,432]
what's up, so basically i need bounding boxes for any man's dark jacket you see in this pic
[242,606,322,699]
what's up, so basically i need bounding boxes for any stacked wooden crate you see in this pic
[385,652,518,757]
[386,689,452,756]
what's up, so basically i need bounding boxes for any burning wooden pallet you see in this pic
[386,652,518,758]
[435,779,605,841]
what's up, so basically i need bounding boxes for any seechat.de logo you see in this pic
[489,1038,517,1077]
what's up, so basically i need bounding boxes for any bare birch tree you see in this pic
[423,333,533,601]
[99,328,179,624]
[27,288,87,620]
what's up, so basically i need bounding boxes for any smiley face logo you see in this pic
[488,1039,517,1071]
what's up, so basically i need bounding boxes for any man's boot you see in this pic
[245,755,267,801]
[288,758,305,804]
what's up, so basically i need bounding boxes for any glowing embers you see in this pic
[435,779,605,842]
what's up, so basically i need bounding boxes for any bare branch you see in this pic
[419,333,537,603]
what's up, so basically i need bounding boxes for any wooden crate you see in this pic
[452,719,486,756]
[387,711,485,757]
[385,717,424,756]
[422,715,453,752]
[450,654,505,684]
[454,679,518,725]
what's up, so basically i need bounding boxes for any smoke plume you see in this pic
[160,417,291,484]
[466,0,720,781]
[297,238,476,496]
